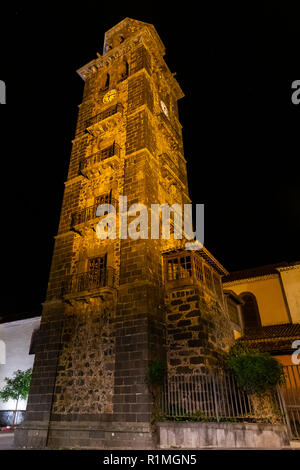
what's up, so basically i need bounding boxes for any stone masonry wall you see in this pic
[130,44,152,76]
[127,72,153,115]
[51,297,115,419]
[16,19,187,449]
[165,285,234,375]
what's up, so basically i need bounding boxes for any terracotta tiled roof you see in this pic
[242,338,297,354]
[241,323,300,354]
[242,323,300,340]
[222,263,286,283]
[223,261,300,283]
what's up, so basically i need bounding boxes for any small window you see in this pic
[89,254,107,275]
[213,274,223,301]
[104,73,110,90]
[78,254,107,292]
[167,258,179,280]
[95,190,112,206]
[194,257,204,282]
[179,256,192,278]
[204,265,213,291]
[167,255,192,281]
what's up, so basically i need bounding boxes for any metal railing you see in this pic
[79,143,120,173]
[86,103,123,128]
[161,372,255,421]
[70,197,118,227]
[158,112,181,141]
[278,365,300,439]
[61,267,115,296]
[160,153,186,186]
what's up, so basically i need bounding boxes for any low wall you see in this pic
[15,420,156,449]
[157,422,290,449]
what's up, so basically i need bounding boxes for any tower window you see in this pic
[119,60,129,81]
[77,254,108,292]
[167,255,192,281]
[123,60,129,78]
[179,256,192,278]
[104,73,110,90]
[88,254,107,276]
[167,258,179,280]
[204,265,213,291]
[95,190,112,206]
[213,273,223,301]
[194,257,204,283]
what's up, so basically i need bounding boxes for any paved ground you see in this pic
[0,432,14,450]
[0,432,299,450]
[290,440,300,449]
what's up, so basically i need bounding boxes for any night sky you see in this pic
[1,2,300,317]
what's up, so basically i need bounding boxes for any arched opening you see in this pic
[119,59,129,81]
[123,60,129,78]
[240,292,261,329]
[104,73,110,90]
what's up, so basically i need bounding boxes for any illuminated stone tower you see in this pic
[15,18,234,449]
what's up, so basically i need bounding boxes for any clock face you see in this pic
[160,100,169,117]
[103,89,117,104]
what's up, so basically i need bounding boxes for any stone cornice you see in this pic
[64,175,83,187]
[54,230,75,240]
[77,28,184,101]
[104,18,166,56]
[77,34,142,79]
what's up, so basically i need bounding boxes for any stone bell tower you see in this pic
[15,18,193,449]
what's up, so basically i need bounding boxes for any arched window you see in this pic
[123,60,129,78]
[104,73,110,90]
[240,292,261,329]
[119,59,129,81]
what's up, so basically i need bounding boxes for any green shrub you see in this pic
[227,340,258,357]
[227,341,284,394]
[146,359,166,386]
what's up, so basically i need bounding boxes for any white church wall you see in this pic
[0,317,40,416]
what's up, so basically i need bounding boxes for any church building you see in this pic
[10,18,299,449]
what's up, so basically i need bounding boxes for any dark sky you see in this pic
[0,2,300,317]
